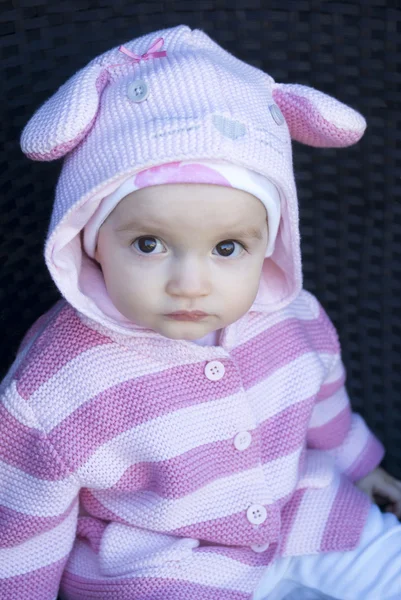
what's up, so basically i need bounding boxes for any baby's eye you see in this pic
[213,240,245,258]
[132,236,165,254]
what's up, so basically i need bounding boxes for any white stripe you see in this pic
[298,290,321,319]
[92,465,275,530]
[77,389,255,486]
[0,459,79,516]
[248,352,332,424]
[91,450,302,531]
[262,447,303,501]
[32,343,223,432]
[239,292,320,346]
[0,499,78,578]
[309,387,349,428]
[321,356,345,385]
[283,474,340,555]
[66,537,265,593]
[297,449,335,489]
[2,380,39,428]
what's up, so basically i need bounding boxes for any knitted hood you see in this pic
[20,25,367,337]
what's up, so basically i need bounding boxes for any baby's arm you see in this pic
[304,297,401,516]
[305,299,384,484]
[0,382,79,598]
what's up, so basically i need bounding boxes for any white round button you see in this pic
[127,80,149,103]
[234,431,252,451]
[204,360,225,381]
[246,504,267,525]
[269,103,285,125]
[250,542,270,553]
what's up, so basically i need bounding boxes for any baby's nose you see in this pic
[166,256,211,298]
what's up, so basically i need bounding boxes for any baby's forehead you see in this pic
[111,200,267,244]
[114,183,267,224]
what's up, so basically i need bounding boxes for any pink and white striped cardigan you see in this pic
[0,288,384,599]
[2,24,382,599]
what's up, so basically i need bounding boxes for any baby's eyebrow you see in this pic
[218,227,264,240]
[115,221,159,233]
[116,222,264,240]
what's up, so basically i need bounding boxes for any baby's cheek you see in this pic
[242,269,263,305]
[227,281,257,317]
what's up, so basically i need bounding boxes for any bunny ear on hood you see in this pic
[20,36,168,162]
[20,64,111,161]
[272,82,366,148]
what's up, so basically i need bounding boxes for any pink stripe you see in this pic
[278,488,306,554]
[112,436,261,498]
[16,304,112,399]
[307,406,352,450]
[347,434,385,482]
[233,309,338,391]
[316,372,346,402]
[321,474,371,552]
[0,556,67,598]
[48,359,239,469]
[0,402,71,479]
[112,398,312,500]
[76,516,107,554]
[173,504,281,546]
[260,396,315,463]
[0,498,78,548]
[61,571,250,599]
[80,489,128,524]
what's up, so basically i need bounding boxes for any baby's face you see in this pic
[95,183,268,340]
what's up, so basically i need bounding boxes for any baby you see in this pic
[1,24,401,600]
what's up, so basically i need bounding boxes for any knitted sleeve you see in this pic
[306,302,385,482]
[0,380,80,599]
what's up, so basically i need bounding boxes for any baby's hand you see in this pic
[356,467,401,519]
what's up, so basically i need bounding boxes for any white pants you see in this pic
[252,504,401,600]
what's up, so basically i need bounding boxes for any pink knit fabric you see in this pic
[0,291,383,598]
[272,84,366,147]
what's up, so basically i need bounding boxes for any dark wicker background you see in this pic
[1,0,400,479]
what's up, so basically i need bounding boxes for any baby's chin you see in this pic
[153,320,220,341]
[158,327,215,341]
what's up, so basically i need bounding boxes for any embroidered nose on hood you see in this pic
[20,24,367,336]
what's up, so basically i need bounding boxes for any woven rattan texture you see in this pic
[1,1,400,476]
